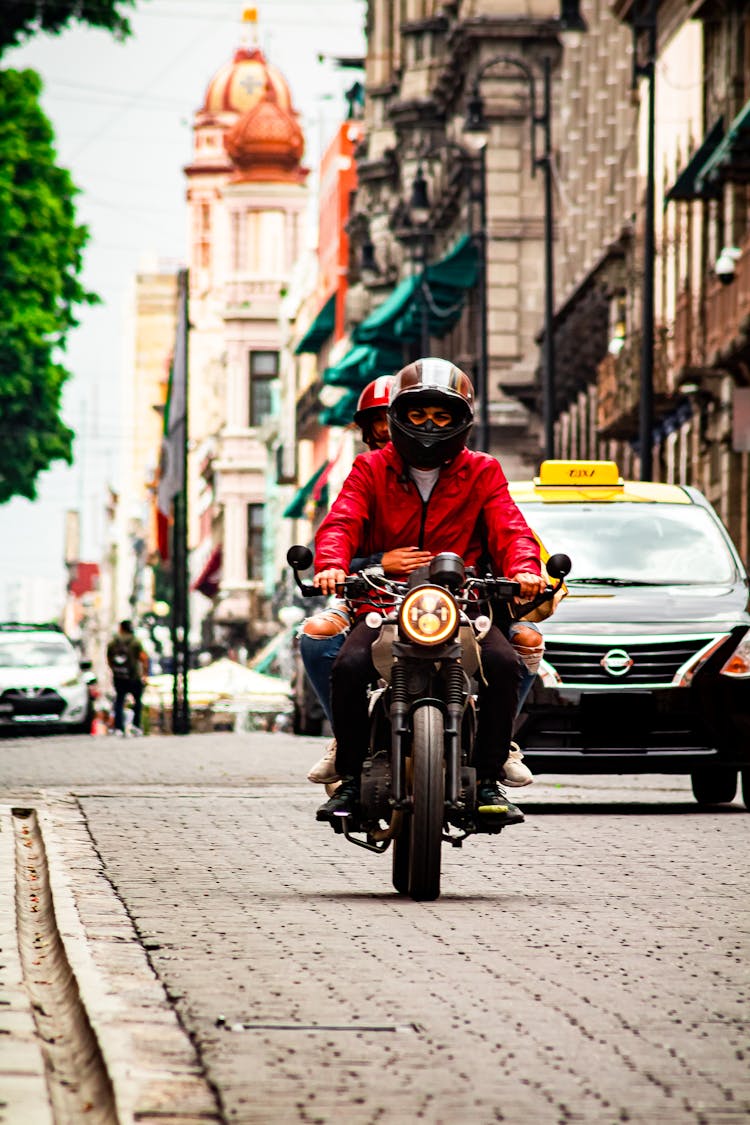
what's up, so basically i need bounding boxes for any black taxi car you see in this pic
[510,460,750,808]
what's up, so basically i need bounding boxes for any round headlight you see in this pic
[399,586,459,646]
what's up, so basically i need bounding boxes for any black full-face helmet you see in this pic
[388,357,475,469]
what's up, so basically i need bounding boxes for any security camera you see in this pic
[715,246,741,286]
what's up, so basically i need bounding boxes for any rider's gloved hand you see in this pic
[314,568,346,597]
[511,572,548,599]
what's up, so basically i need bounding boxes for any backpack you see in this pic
[109,637,140,680]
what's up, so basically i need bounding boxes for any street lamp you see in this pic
[406,141,490,449]
[632,0,657,482]
[464,53,556,460]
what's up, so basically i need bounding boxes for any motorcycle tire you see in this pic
[408,705,445,902]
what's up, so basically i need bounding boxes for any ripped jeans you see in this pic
[300,613,544,726]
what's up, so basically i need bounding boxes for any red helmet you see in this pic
[353,375,393,449]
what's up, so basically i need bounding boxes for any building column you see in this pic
[223,499,247,588]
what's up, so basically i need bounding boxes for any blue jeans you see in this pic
[299,630,346,726]
[300,628,536,724]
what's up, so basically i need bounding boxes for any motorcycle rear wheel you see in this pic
[408,705,445,902]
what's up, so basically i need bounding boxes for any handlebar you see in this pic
[292,570,561,606]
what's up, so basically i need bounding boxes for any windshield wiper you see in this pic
[568,577,672,587]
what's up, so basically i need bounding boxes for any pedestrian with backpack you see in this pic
[107,620,148,736]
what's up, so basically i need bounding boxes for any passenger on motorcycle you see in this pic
[301,376,431,780]
[312,357,546,827]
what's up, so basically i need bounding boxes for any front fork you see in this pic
[389,660,465,807]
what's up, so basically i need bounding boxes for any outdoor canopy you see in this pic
[282,459,330,518]
[322,343,403,390]
[318,388,360,427]
[665,118,724,203]
[294,292,336,355]
[352,234,479,350]
[145,658,291,713]
[694,99,750,196]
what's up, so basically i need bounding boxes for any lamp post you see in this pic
[407,162,434,356]
[464,53,556,460]
[633,0,657,482]
[407,142,490,449]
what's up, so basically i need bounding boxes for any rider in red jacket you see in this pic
[314,441,540,588]
[313,358,545,826]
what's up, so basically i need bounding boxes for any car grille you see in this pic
[544,635,723,687]
[0,688,66,717]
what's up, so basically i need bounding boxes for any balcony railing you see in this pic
[296,380,324,440]
[705,229,750,363]
[596,327,670,439]
[224,277,283,317]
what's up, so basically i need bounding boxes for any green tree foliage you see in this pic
[0,68,97,502]
[0,0,136,55]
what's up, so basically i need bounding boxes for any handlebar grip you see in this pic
[299,581,324,598]
[518,582,557,613]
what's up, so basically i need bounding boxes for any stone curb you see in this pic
[0,805,53,1125]
[9,796,221,1125]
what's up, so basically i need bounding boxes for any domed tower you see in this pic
[185,10,308,286]
[185,10,308,640]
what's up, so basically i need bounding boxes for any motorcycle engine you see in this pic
[360,753,392,821]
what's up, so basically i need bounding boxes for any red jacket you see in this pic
[314,444,541,578]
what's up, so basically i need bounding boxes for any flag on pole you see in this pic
[157,271,188,558]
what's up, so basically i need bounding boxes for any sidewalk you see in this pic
[0,797,220,1125]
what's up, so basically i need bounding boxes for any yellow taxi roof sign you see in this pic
[535,460,624,488]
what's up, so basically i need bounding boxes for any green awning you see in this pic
[282,460,329,518]
[322,344,372,388]
[319,388,360,427]
[352,234,478,350]
[322,344,403,389]
[353,277,419,346]
[425,233,478,289]
[665,118,724,204]
[294,293,336,355]
[695,100,750,195]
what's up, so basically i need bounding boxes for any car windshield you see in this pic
[0,639,76,669]
[519,502,738,585]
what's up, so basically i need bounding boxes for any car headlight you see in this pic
[399,586,458,646]
[720,629,750,678]
[60,675,82,688]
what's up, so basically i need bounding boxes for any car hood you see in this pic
[543,581,750,635]
[0,665,82,690]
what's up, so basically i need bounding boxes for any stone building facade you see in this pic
[547,0,750,561]
[347,0,571,480]
[343,0,749,563]
[184,20,308,647]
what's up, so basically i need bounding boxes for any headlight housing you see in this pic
[720,629,750,678]
[399,586,458,646]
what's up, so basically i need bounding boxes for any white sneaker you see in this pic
[502,742,534,787]
[307,739,340,784]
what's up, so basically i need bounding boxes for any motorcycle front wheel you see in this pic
[408,705,445,901]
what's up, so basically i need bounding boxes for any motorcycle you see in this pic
[288,546,571,901]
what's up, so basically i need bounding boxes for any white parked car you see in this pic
[0,624,92,734]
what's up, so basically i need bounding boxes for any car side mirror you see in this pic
[79,658,93,672]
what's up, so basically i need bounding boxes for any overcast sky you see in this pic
[0,0,365,617]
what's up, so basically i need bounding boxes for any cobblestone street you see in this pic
[1,731,749,1124]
